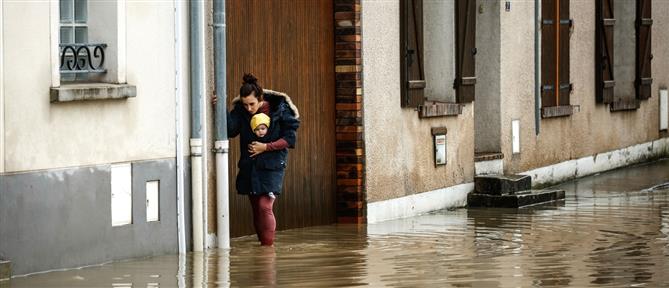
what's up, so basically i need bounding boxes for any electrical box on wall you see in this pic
[660,89,668,131]
[512,120,520,154]
[146,180,160,222]
[432,127,448,166]
[111,163,132,227]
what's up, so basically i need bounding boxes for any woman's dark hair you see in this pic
[240,73,263,99]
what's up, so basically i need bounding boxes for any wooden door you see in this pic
[226,0,336,237]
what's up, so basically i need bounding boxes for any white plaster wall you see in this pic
[0,0,5,173]
[500,0,667,174]
[362,0,475,203]
[3,1,176,172]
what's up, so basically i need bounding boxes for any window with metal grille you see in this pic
[59,0,106,81]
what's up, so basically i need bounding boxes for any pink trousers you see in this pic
[248,195,276,246]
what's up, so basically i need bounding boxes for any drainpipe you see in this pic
[175,0,186,254]
[534,0,541,135]
[213,0,230,249]
[190,0,205,252]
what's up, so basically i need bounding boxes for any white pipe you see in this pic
[174,0,186,255]
[535,0,541,135]
[190,0,206,252]
[192,252,204,287]
[213,0,230,250]
[191,138,204,251]
[217,249,231,286]
[215,140,230,249]
[199,14,209,250]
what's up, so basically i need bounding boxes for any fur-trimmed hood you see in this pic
[231,89,300,119]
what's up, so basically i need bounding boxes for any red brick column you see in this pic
[334,0,365,224]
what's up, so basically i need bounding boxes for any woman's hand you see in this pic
[248,141,267,157]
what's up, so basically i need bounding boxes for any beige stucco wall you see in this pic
[2,1,177,173]
[500,0,668,174]
[362,0,475,203]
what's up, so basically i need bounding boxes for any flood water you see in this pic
[5,160,669,287]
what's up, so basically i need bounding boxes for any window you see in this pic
[595,0,652,111]
[51,0,135,102]
[59,0,88,44]
[400,0,476,109]
[60,0,98,82]
[541,0,573,117]
[55,0,127,84]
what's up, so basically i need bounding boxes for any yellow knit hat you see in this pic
[250,113,270,131]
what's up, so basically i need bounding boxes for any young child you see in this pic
[251,112,270,138]
[250,113,276,199]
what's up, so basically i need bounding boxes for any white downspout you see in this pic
[191,140,204,252]
[174,0,186,254]
[213,0,230,249]
[215,141,230,249]
[190,0,206,252]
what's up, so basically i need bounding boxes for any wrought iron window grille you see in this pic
[59,43,107,74]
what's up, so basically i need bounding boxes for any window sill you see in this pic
[474,152,504,162]
[541,105,577,118]
[418,101,463,118]
[50,83,136,103]
[609,99,640,112]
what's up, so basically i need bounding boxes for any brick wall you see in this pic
[334,0,366,224]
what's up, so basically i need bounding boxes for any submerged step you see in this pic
[474,174,531,195]
[0,260,10,281]
[467,189,566,208]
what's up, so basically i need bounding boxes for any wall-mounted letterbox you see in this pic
[432,127,447,166]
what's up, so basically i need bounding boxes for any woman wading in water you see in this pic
[226,73,299,246]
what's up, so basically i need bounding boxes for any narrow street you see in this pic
[5,159,669,287]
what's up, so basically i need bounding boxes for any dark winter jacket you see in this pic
[227,90,300,196]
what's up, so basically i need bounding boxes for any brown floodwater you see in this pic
[5,160,669,287]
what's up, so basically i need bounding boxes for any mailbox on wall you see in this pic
[432,127,448,166]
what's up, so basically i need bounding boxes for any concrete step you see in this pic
[474,152,504,176]
[467,189,566,208]
[0,260,10,281]
[474,174,531,195]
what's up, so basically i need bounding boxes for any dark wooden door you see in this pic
[226,0,336,237]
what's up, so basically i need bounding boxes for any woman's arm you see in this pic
[278,108,300,148]
[213,93,242,138]
[248,107,299,156]
[227,108,242,138]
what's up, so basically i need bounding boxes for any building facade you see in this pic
[360,0,669,222]
[2,0,669,276]
[0,0,189,275]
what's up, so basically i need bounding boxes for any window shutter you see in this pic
[455,0,476,103]
[541,0,556,108]
[401,0,425,108]
[557,0,571,106]
[636,0,652,100]
[596,0,615,104]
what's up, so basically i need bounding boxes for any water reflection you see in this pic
[6,160,669,287]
